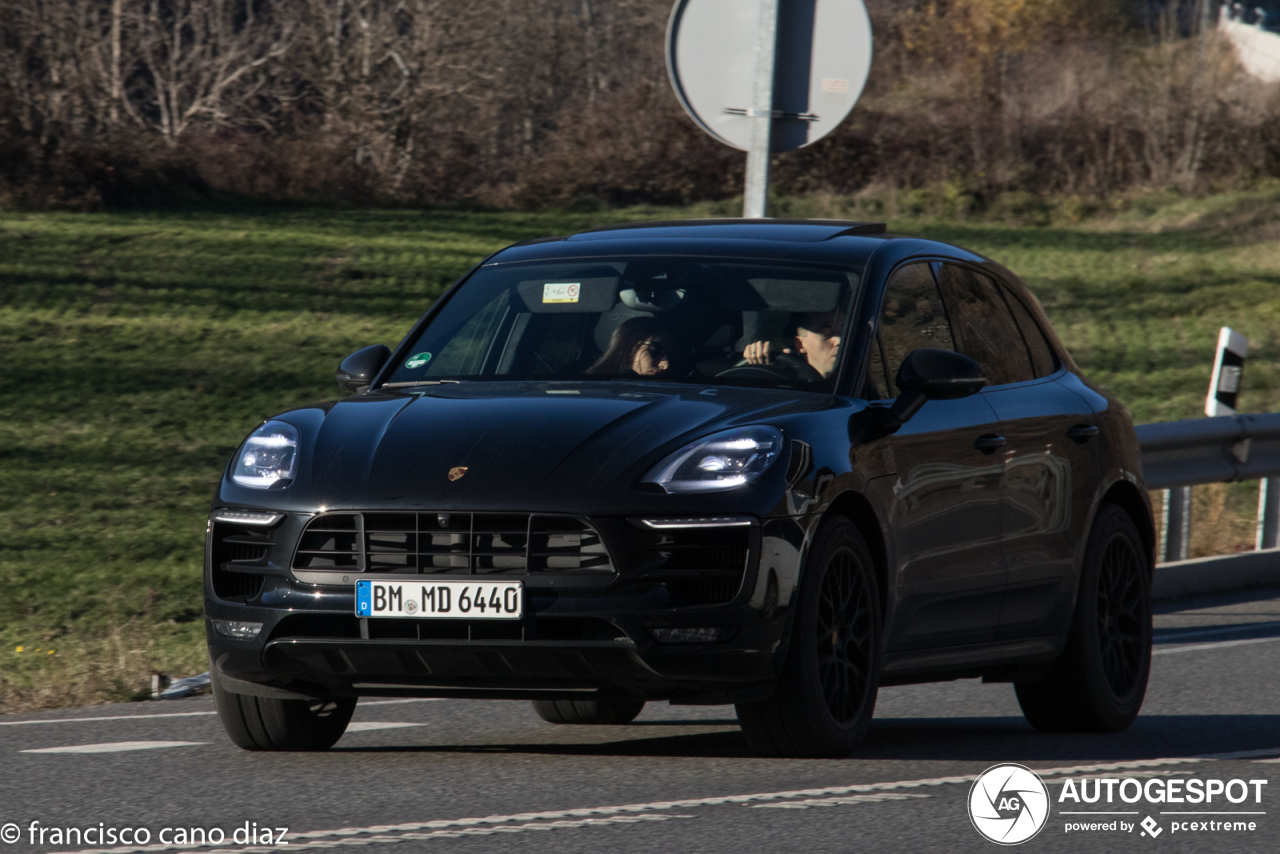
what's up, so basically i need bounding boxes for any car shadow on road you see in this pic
[859,713,1280,763]
[329,714,1280,762]
[331,728,753,758]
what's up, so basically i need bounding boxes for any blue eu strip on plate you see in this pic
[355,580,371,617]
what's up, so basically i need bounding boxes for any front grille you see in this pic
[292,512,614,577]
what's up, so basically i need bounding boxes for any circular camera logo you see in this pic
[968,764,1050,845]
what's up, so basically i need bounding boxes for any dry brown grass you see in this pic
[0,621,206,715]
[1150,482,1261,563]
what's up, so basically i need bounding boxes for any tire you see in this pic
[735,516,882,758]
[531,699,645,725]
[211,661,356,751]
[1015,503,1152,733]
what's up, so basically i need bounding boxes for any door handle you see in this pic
[974,434,1006,453]
[1066,424,1099,443]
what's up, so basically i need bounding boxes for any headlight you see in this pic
[643,426,783,494]
[231,421,299,488]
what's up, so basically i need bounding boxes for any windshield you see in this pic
[383,256,862,391]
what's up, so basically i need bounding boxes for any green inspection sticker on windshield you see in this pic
[405,352,432,369]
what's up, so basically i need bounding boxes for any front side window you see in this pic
[383,257,862,391]
[877,263,956,396]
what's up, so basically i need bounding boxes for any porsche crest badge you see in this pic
[447,466,468,482]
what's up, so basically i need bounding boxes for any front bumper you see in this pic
[205,510,810,703]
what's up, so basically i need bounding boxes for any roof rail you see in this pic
[574,218,888,236]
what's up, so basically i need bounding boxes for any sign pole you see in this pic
[743,0,780,218]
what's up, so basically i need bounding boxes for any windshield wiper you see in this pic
[380,380,464,388]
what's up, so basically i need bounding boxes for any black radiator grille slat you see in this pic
[292,512,614,577]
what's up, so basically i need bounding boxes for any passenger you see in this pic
[586,317,677,377]
[741,310,845,378]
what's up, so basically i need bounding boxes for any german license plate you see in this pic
[355,579,522,620]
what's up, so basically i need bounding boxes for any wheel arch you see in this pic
[1099,479,1156,574]
[824,490,889,617]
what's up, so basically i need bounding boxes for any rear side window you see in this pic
[936,265,1033,386]
[878,263,956,395]
[1000,283,1059,378]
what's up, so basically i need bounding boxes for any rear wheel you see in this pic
[531,699,645,725]
[211,662,355,751]
[736,517,882,757]
[1015,503,1152,732]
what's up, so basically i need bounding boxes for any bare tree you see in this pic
[130,0,296,143]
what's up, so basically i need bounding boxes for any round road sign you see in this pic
[666,0,873,153]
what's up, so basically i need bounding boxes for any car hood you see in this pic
[240,381,834,514]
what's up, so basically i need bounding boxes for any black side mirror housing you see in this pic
[336,345,391,393]
[883,349,986,429]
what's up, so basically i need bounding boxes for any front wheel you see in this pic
[211,661,355,751]
[531,699,645,725]
[736,516,882,757]
[1015,503,1152,732]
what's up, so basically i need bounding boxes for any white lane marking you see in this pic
[753,792,930,809]
[1155,620,1280,643]
[0,698,440,727]
[0,712,215,727]
[1198,747,1280,760]
[21,741,208,754]
[1154,636,1280,655]
[343,722,423,733]
[55,757,1211,854]
[60,815,692,854]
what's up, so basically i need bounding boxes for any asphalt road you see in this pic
[3,586,1279,854]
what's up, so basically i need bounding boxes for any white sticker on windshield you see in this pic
[543,282,580,304]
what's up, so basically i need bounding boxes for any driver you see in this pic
[741,310,845,378]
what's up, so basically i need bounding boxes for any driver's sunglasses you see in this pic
[641,340,669,360]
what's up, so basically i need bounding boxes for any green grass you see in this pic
[4,191,1280,711]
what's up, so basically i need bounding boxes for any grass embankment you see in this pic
[3,190,1280,711]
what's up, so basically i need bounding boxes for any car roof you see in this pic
[488,218,909,267]
[568,219,888,242]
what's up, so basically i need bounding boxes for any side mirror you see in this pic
[336,345,391,393]
[883,349,986,429]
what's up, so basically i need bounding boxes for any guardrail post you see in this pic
[1257,478,1280,550]
[1160,486,1192,563]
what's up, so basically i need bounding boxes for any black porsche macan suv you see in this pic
[206,219,1154,757]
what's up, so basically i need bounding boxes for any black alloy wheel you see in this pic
[1015,503,1152,733]
[816,548,877,727]
[736,516,882,757]
[1097,532,1146,698]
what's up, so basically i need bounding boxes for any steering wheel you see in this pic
[716,352,824,383]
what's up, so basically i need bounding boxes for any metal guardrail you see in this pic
[1136,413,1280,571]
[1136,412,1280,490]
